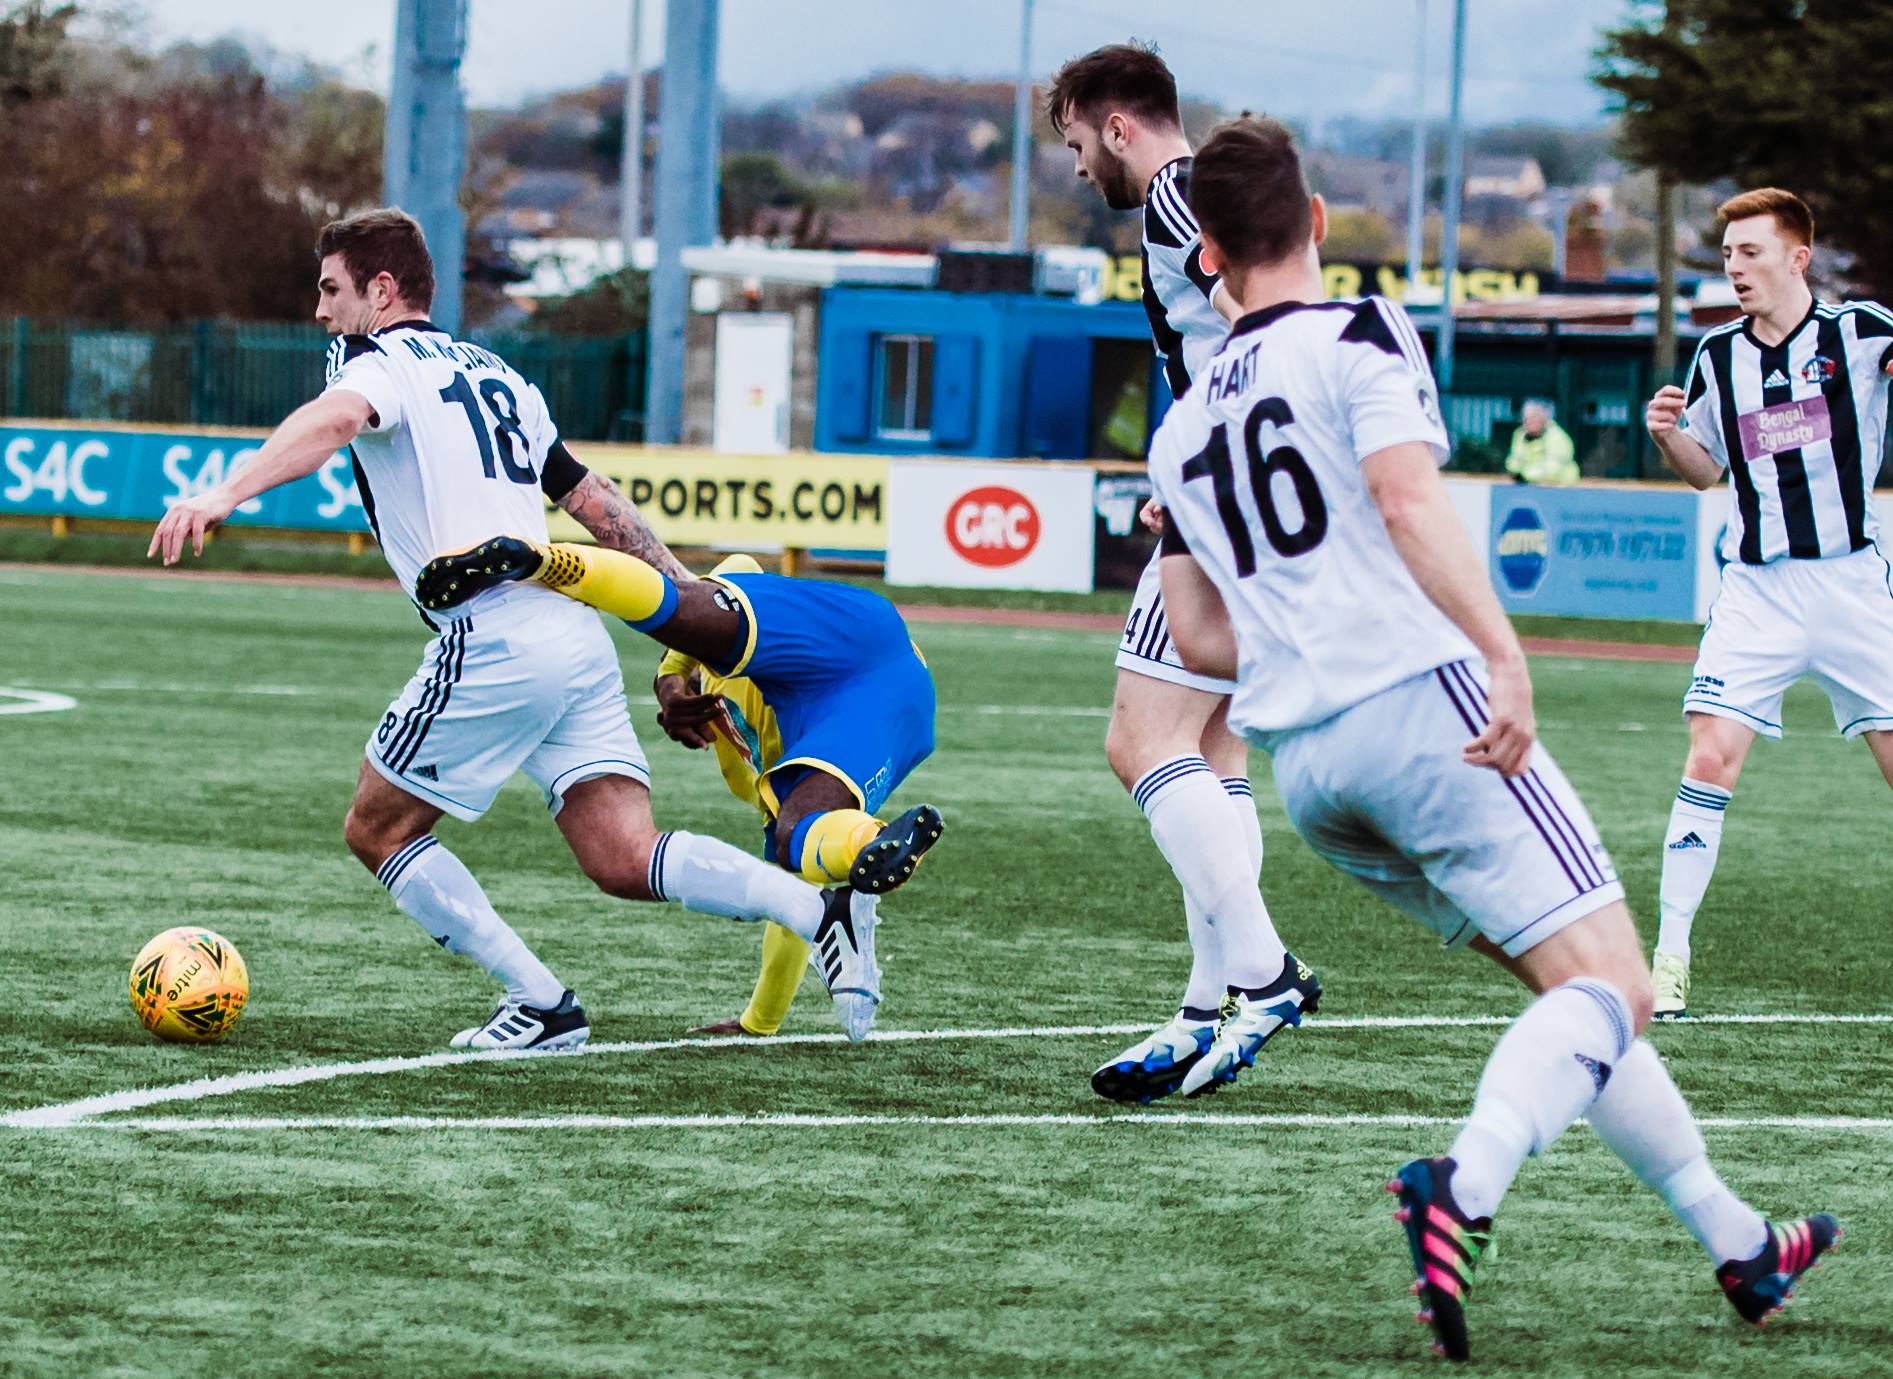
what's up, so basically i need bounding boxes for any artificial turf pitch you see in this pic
[0,565,1888,1377]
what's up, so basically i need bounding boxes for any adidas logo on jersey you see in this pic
[409,763,439,782]
[1668,830,1707,850]
[1765,368,1792,388]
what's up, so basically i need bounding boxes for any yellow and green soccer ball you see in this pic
[129,927,249,1043]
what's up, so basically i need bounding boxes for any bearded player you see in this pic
[1152,118,1838,1361]
[1049,42,1318,1103]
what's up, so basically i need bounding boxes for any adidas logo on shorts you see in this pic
[1668,830,1707,850]
[410,763,440,782]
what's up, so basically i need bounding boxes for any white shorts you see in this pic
[367,587,649,822]
[1115,549,1238,695]
[1685,546,1893,739]
[1268,660,1624,958]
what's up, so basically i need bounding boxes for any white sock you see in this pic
[1223,777,1263,878]
[1134,757,1287,989]
[1180,895,1224,1013]
[1448,978,1634,1219]
[647,830,826,942]
[1656,778,1729,962]
[1586,1040,1768,1264]
[379,835,564,1008]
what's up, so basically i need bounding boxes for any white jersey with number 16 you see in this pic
[323,321,560,611]
[1147,295,1476,741]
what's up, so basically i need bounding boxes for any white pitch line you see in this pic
[4,1012,1889,1130]
[46,1112,1893,1133]
[0,687,77,716]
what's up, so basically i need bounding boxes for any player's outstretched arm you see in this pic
[557,469,694,582]
[1645,385,1723,491]
[1364,441,1535,777]
[147,390,373,564]
[1157,552,1239,681]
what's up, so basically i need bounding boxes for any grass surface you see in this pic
[0,566,1886,1377]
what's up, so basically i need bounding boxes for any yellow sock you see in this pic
[793,809,883,885]
[534,543,677,629]
[738,922,811,1035]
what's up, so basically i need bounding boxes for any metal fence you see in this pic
[0,318,647,442]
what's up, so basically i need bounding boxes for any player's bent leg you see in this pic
[1104,667,1220,790]
[1469,930,1839,1324]
[557,775,882,1040]
[346,761,581,1049]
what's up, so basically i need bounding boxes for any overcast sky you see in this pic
[137,0,1624,126]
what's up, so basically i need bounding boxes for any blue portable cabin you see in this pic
[815,287,1172,461]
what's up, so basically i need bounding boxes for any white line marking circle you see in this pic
[0,687,76,716]
[5,1012,1889,1130]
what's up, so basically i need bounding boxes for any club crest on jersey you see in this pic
[1495,505,1548,595]
[1801,355,1838,384]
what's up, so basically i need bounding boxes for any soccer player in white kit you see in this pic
[148,209,880,1050]
[1644,188,1893,1019]
[1151,120,1837,1361]
[1048,43,1317,1103]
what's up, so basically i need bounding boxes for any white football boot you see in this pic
[451,989,590,1052]
[1179,954,1322,1097]
[813,888,881,1041]
[1090,1015,1218,1103]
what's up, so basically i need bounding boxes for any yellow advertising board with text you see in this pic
[547,447,890,549]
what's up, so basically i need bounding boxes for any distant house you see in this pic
[1463,156,1547,230]
[482,169,617,239]
[1307,154,1411,219]
[1465,156,1547,202]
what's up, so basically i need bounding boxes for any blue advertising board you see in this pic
[1489,485,1697,621]
[0,425,368,533]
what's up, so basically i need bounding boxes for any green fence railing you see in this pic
[0,318,647,442]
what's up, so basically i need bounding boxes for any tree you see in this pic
[0,0,75,106]
[528,267,649,335]
[1595,1,1893,298]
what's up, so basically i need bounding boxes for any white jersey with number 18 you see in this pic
[323,320,561,614]
[1147,295,1476,741]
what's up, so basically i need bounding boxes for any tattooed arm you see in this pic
[556,469,694,582]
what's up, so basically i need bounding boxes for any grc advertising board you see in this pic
[885,460,1096,593]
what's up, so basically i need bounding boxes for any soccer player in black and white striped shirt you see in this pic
[1048,44,1317,1103]
[1645,187,1893,1018]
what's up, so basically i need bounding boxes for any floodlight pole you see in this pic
[620,0,645,261]
[1405,0,1428,295]
[645,0,721,444]
[383,0,468,334]
[1008,0,1035,251]
[1435,0,1468,389]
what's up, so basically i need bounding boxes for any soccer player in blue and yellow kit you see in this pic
[416,537,943,1037]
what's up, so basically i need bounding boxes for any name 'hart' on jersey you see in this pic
[1148,295,1475,742]
[1680,299,1893,565]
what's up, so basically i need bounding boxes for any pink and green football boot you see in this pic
[1388,1156,1492,1362]
[1716,1214,1841,1325]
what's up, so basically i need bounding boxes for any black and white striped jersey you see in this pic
[1141,156,1227,400]
[1680,299,1893,564]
